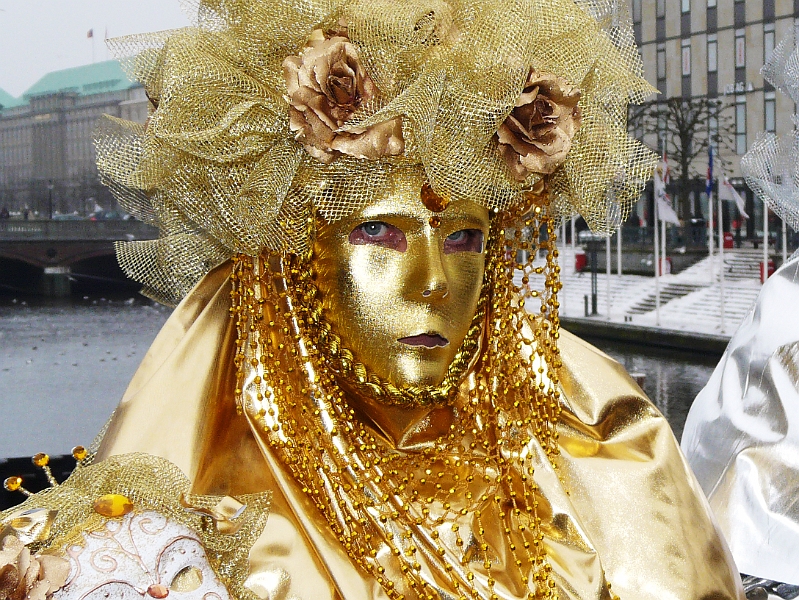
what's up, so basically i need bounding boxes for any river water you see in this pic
[0,294,719,458]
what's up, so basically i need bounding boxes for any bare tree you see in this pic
[628,97,736,218]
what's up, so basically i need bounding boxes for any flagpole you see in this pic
[763,202,769,283]
[654,177,661,327]
[570,216,576,269]
[783,219,788,265]
[707,145,714,286]
[606,233,612,321]
[661,208,667,273]
[662,132,668,275]
[718,192,726,333]
[561,217,567,316]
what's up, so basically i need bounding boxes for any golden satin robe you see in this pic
[89,263,744,600]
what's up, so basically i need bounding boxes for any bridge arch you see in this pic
[0,220,156,296]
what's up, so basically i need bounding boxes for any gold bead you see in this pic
[72,446,88,460]
[93,493,134,518]
[4,476,23,492]
[32,452,49,467]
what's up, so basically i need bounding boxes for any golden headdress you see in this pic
[96,0,656,305]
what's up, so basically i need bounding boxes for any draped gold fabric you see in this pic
[94,264,744,600]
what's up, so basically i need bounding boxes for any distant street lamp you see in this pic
[47,180,54,220]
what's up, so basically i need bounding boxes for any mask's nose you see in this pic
[418,234,449,300]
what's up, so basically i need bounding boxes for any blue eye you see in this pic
[349,221,408,251]
[443,229,484,254]
[362,222,387,236]
[446,230,467,243]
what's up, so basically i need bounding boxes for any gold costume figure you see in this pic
[1,1,744,599]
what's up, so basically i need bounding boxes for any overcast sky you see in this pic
[0,1,193,97]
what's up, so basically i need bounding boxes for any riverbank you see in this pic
[562,316,730,356]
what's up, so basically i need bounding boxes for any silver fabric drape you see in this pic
[682,255,799,585]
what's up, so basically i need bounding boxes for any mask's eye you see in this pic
[349,221,408,252]
[444,229,484,254]
[170,566,203,592]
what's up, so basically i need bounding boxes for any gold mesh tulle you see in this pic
[96,0,656,304]
[742,31,799,233]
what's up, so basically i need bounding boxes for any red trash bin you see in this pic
[575,250,587,272]
[760,259,775,283]
[723,232,734,249]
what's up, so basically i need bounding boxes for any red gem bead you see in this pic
[147,584,169,598]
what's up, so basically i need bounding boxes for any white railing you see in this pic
[0,219,158,241]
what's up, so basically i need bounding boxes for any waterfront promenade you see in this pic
[541,245,769,348]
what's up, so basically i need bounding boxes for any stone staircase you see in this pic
[626,282,709,315]
[720,248,768,281]
[679,248,766,282]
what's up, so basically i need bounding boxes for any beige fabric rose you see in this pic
[496,70,582,181]
[283,29,404,163]
[0,534,68,600]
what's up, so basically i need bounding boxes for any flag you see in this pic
[706,145,713,197]
[653,163,681,225]
[719,173,750,219]
[87,28,94,39]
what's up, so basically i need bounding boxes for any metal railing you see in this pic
[0,219,158,241]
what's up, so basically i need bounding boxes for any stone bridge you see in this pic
[0,220,158,296]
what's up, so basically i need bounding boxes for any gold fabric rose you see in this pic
[496,70,581,181]
[283,29,404,164]
[0,534,69,600]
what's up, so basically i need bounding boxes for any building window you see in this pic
[707,34,718,72]
[736,96,746,155]
[735,29,746,68]
[657,0,666,18]
[632,0,642,22]
[765,92,776,133]
[764,0,775,21]
[657,46,667,80]
[764,23,775,65]
[707,0,716,6]
[682,40,692,76]
[682,0,690,12]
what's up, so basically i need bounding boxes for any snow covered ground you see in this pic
[522,244,766,339]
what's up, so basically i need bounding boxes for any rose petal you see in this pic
[38,555,70,591]
[0,536,24,565]
[26,580,48,600]
[0,564,21,598]
[515,85,540,108]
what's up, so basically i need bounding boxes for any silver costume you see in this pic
[682,255,799,585]
[682,31,799,587]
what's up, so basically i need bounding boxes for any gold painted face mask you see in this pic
[313,169,490,391]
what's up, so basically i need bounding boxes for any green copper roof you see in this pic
[22,60,136,99]
[0,88,21,109]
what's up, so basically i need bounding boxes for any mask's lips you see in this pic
[398,333,449,348]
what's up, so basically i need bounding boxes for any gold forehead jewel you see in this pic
[420,183,449,213]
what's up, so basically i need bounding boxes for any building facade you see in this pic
[0,61,148,216]
[631,0,798,239]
